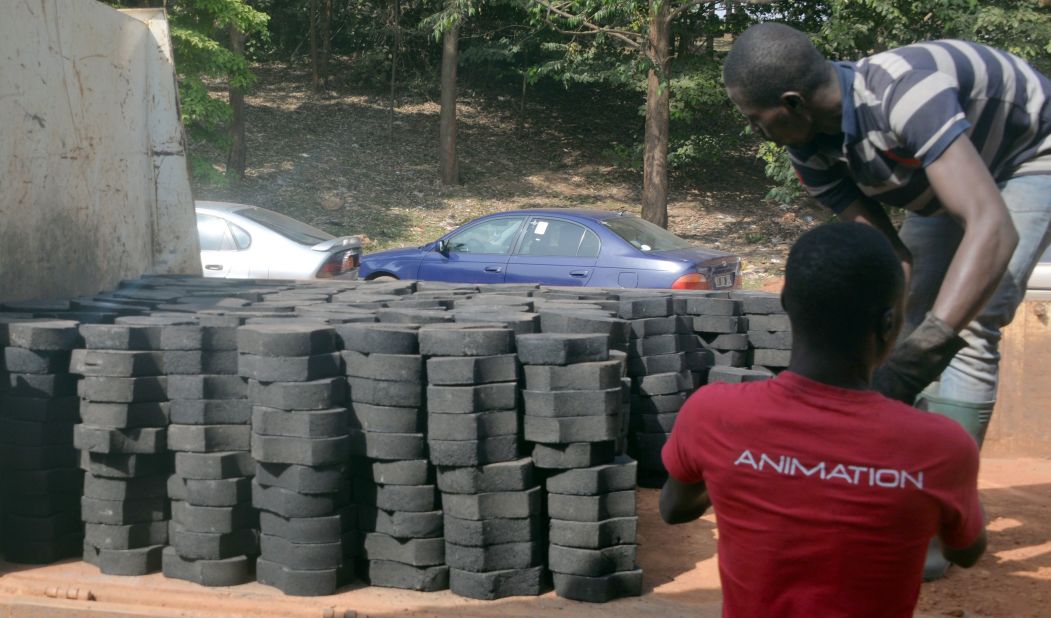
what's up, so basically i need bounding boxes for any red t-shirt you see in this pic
[662,371,983,618]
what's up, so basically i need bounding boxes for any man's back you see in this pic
[663,371,983,617]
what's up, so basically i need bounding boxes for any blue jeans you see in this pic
[899,174,1051,403]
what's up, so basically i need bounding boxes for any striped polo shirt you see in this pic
[788,40,1051,215]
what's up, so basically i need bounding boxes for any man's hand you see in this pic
[660,477,711,524]
[872,312,967,403]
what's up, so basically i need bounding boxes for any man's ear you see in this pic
[878,307,899,346]
[781,91,807,112]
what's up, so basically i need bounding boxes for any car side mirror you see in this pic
[436,239,449,255]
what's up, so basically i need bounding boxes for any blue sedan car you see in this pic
[359,209,741,290]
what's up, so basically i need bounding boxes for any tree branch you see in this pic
[533,0,642,48]
[667,0,718,23]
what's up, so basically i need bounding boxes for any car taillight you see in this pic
[672,273,710,290]
[316,250,359,278]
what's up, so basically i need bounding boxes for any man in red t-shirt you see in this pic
[661,223,986,617]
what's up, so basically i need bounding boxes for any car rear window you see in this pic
[601,215,693,252]
[236,207,333,246]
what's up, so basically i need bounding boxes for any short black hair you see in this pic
[782,222,904,348]
[723,23,831,107]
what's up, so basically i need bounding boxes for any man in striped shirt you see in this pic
[721,23,1051,578]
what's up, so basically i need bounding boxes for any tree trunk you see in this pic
[641,3,670,228]
[439,22,460,185]
[389,0,400,140]
[321,0,332,87]
[517,49,528,133]
[227,23,247,179]
[309,0,320,91]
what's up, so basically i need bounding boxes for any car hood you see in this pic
[646,246,737,265]
[361,245,426,261]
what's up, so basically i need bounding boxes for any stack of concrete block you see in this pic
[737,292,792,373]
[423,325,546,599]
[242,323,350,596]
[339,322,447,592]
[545,456,642,602]
[707,366,775,384]
[73,323,169,575]
[0,320,83,563]
[681,295,749,371]
[163,314,256,586]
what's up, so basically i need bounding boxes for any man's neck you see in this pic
[810,62,844,136]
[787,345,873,391]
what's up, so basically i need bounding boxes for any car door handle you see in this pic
[570,269,590,277]
[484,266,503,273]
[205,264,224,271]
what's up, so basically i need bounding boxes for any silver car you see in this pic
[195,201,361,280]
[1027,244,1051,301]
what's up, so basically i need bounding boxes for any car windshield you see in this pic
[235,207,333,245]
[601,215,693,252]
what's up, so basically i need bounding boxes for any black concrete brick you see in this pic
[686,349,715,371]
[746,313,791,332]
[168,424,250,452]
[162,547,254,587]
[356,458,432,486]
[538,312,630,350]
[347,377,422,407]
[522,388,620,418]
[347,429,424,461]
[435,458,533,494]
[0,416,74,445]
[707,366,774,384]
[427,409,518,441]
[200,350,240,375]
[3,533,81,564]
[697,332,749,351]
[347,402,424,434]
[247,377,346,410]
[747,330,792,350]
[7,320,80,350]
[378,308,453,325]
[552,569,643,602]
[252,480,348,518]
[549,544,637,576]
[632,371,692,396]
[450,311,540,335]
[252,433,350,466]
[167,375,247,400]
[3,347,70,374]
[515,333,608,365]
[81,496,167,525]
[256,557,339,596]
[254,462,346,494]
[545,456,637,495]
[443,515,542,547]
[427,435,519,467]
[335,323,420,354]
[342,350,423,383]
[156,324,210,351]
[179,476,253,507]
[158,350,207,375]
[532,441,616,469]
[442,487,541,520]
[236,324,336,356]
[691,315,748,334]
[753,348,791,367]
[625,335,685,358]
[353,481,438,513]
[83,543,164,576]
[524,414,620,444]
[238,352,341,382]
[80,401,168,429]
[169,523,259,560]
[174,451,254,480]
[6,372,77,397]
[627,316,682,339]
[259,509,352,544]
[3,468,82,497]
[363,532,445,566]
[79,324,154,351]
[260,534,343,570]
[425,354,518,386]
[80,452,168,478]
[171,501,257,534]
[84,474,166,500]
[0,395,79,423]
[418,327,514,357]
[522,360,621,392]
[74,425,166,454]
[445,541,543,572]
[2,492,78,517]
[426,383,517,414]
[629,412,678,433]
[2,443,77,470]
[625,352,686,377]
[84,521,168,550]
[735,292,783,314]
[252,406,348,439]
[448,566,546,600]
[362,559,448,592]
[631,392,687,414]
[169,399,251,425]
[78,376,167,403]
[69,349,162,377]
[617,296,673,320]
[547,491,636,522]
[549,517,638,549]
[356,507,443,539]
[3,510,82,540]
[680,297,742,317]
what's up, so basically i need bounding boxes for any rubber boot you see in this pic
[916,391,995,581]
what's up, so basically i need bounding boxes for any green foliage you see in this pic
[757,141,803,205]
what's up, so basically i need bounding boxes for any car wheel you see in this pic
[369,275,398,281]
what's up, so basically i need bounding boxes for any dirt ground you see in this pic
[0,457,1047,617]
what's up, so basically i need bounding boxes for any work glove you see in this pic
[872,312,968,404]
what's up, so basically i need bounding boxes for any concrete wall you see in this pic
[0,1,200,303]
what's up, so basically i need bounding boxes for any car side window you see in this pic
[197,214,236,252]
[517,218,599,258]
[229,222,252,250]
[447,217,524,255]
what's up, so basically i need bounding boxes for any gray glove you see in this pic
[872,312,968,404]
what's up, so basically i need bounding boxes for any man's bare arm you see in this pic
[659,477,711,524]
[942,528,987,568]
